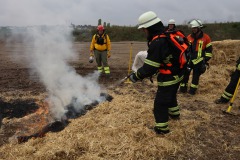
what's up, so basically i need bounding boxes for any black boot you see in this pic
[214,97,229,104]
[153,126,170,134]
[188,87,197,95]
[179,86,187,93]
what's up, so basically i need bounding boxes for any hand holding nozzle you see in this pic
[89,51,94,63]
[120,72,139,84]
[89,56,94,63]
[119,74,132,84]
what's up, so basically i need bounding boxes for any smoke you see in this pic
[10,26,105,120]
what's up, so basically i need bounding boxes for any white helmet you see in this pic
[189,19,203,28]
[168,19,175,25]
[138,11,161,29]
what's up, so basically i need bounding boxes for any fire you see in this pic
[15,100,54,143]
[10,93,113,143]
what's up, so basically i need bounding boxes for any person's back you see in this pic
[129,11,184,135]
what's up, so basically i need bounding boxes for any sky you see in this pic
[1,0,240,27]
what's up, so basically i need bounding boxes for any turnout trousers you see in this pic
[94,50,110,74]
[154,74,182,132]
[181,61,203,93]
[221,70,240,101]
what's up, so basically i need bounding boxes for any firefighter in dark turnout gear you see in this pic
[129,11,183,134]
[179,19,213,95]
[215,57,240,104]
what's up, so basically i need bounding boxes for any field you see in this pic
[0,40,240,160]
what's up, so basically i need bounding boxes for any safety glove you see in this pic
[186,62,193,72]
[107,51,111,58]
[200,61,207,74]
[129,72,139,83]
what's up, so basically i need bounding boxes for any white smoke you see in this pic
[12,26,105,120]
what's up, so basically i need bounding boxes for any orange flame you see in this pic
[15,99,55,143]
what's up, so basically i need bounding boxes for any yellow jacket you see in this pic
[90,33,111,51]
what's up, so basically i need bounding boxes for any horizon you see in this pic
[1,20,240,28]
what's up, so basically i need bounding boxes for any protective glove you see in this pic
[107,51,111,58]
[129,72,139,83]
[200,61,207,74]
[186,61,193,72]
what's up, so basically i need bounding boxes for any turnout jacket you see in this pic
[187,31,212,65]
[135,34,183,86]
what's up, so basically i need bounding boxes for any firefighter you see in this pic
[129,11,183,134]
[166,19,176,31]
[132,19,178,73]
[179,19,213,95]
[90,25,111,77]
[215,57,240,104]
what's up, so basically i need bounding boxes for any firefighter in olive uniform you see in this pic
[129,11,184,134]
[90,25,111,77]
[215,57,240,104]
[179,19,213,95]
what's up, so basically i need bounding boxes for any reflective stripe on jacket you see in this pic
[188,32,212,64]
[157,74,184,86]
[135,36,170,80]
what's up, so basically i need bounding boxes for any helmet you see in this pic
[97,25,104,31]
[138,11,161,29]
[168,19,175,25]
[189,19,203,28]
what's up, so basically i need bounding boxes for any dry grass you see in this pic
[0,40,240,160]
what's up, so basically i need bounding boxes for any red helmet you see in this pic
[97,25,104,31]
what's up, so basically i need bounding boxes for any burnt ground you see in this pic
[0,41,147,145]
[0,41,240,159]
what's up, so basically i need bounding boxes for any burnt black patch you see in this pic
[0,93,113,144]
[0,98,39,119]
[65,93,113,119]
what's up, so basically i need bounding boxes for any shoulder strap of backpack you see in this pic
[151,34,166,41]
[94,34,98,40]
[152,31,189,69]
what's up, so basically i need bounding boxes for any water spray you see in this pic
[106,74,133,90]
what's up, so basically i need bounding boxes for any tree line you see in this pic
[73,22,240,42]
